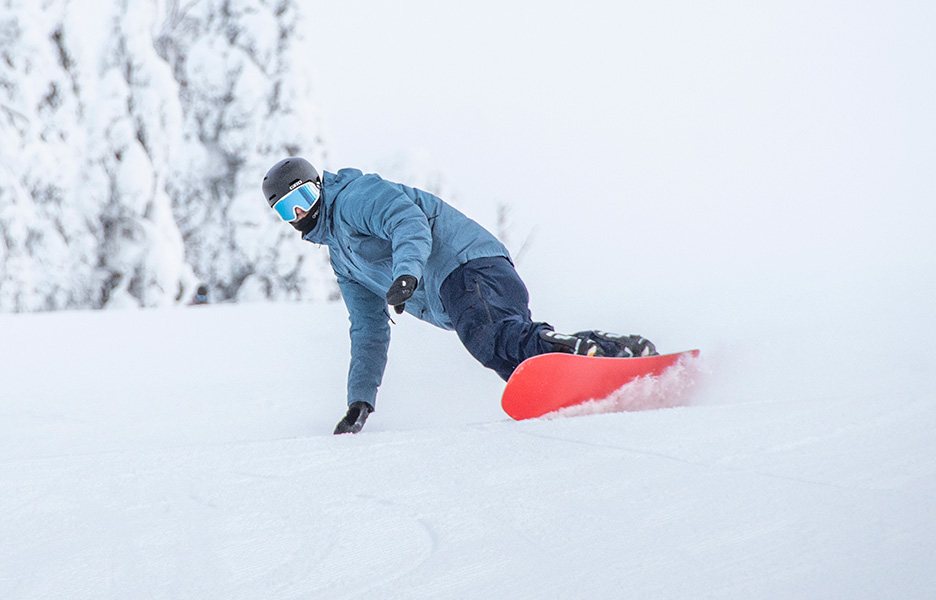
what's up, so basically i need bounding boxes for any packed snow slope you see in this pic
[1,262,933,599]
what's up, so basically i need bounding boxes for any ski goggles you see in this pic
[272,181,320,222]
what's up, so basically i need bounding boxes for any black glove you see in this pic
[334,402,373,435]
[386,275,418,314]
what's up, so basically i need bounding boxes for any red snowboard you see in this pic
[501,350,701,420]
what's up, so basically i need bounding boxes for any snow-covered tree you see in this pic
[0,0,333,312]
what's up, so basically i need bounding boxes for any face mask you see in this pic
[291,202,321,234]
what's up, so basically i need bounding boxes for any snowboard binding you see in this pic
[540,330,658,358]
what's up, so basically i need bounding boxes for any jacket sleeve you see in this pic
[338,275,391,408]
[340,176,433,282]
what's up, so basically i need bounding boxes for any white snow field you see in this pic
[1,261,933,599]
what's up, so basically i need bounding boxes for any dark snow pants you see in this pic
[439,256,553,381]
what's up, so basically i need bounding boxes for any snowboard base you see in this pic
[501,350,700,420]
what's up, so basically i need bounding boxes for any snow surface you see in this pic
[1,272,934,598]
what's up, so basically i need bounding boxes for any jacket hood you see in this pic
[323,168,363,204]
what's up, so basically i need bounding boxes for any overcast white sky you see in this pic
[300,0,935,324]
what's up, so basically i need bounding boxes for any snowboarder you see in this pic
[262,157,657,434]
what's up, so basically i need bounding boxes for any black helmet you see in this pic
[262,157,320,207]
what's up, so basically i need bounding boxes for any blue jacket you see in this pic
[303,168,510,407]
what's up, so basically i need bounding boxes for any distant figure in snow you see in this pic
[190,285,209,306]
[262,157,657,434]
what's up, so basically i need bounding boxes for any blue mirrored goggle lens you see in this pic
[273,183,320,221]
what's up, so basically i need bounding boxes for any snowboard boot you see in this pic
[588,330,659,357]
[539,330,600,356]
[334,401,373,435]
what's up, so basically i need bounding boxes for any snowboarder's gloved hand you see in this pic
[386,275,418,315]
[334,401,373,435]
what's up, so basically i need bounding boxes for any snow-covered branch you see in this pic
[0,0,334,312]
